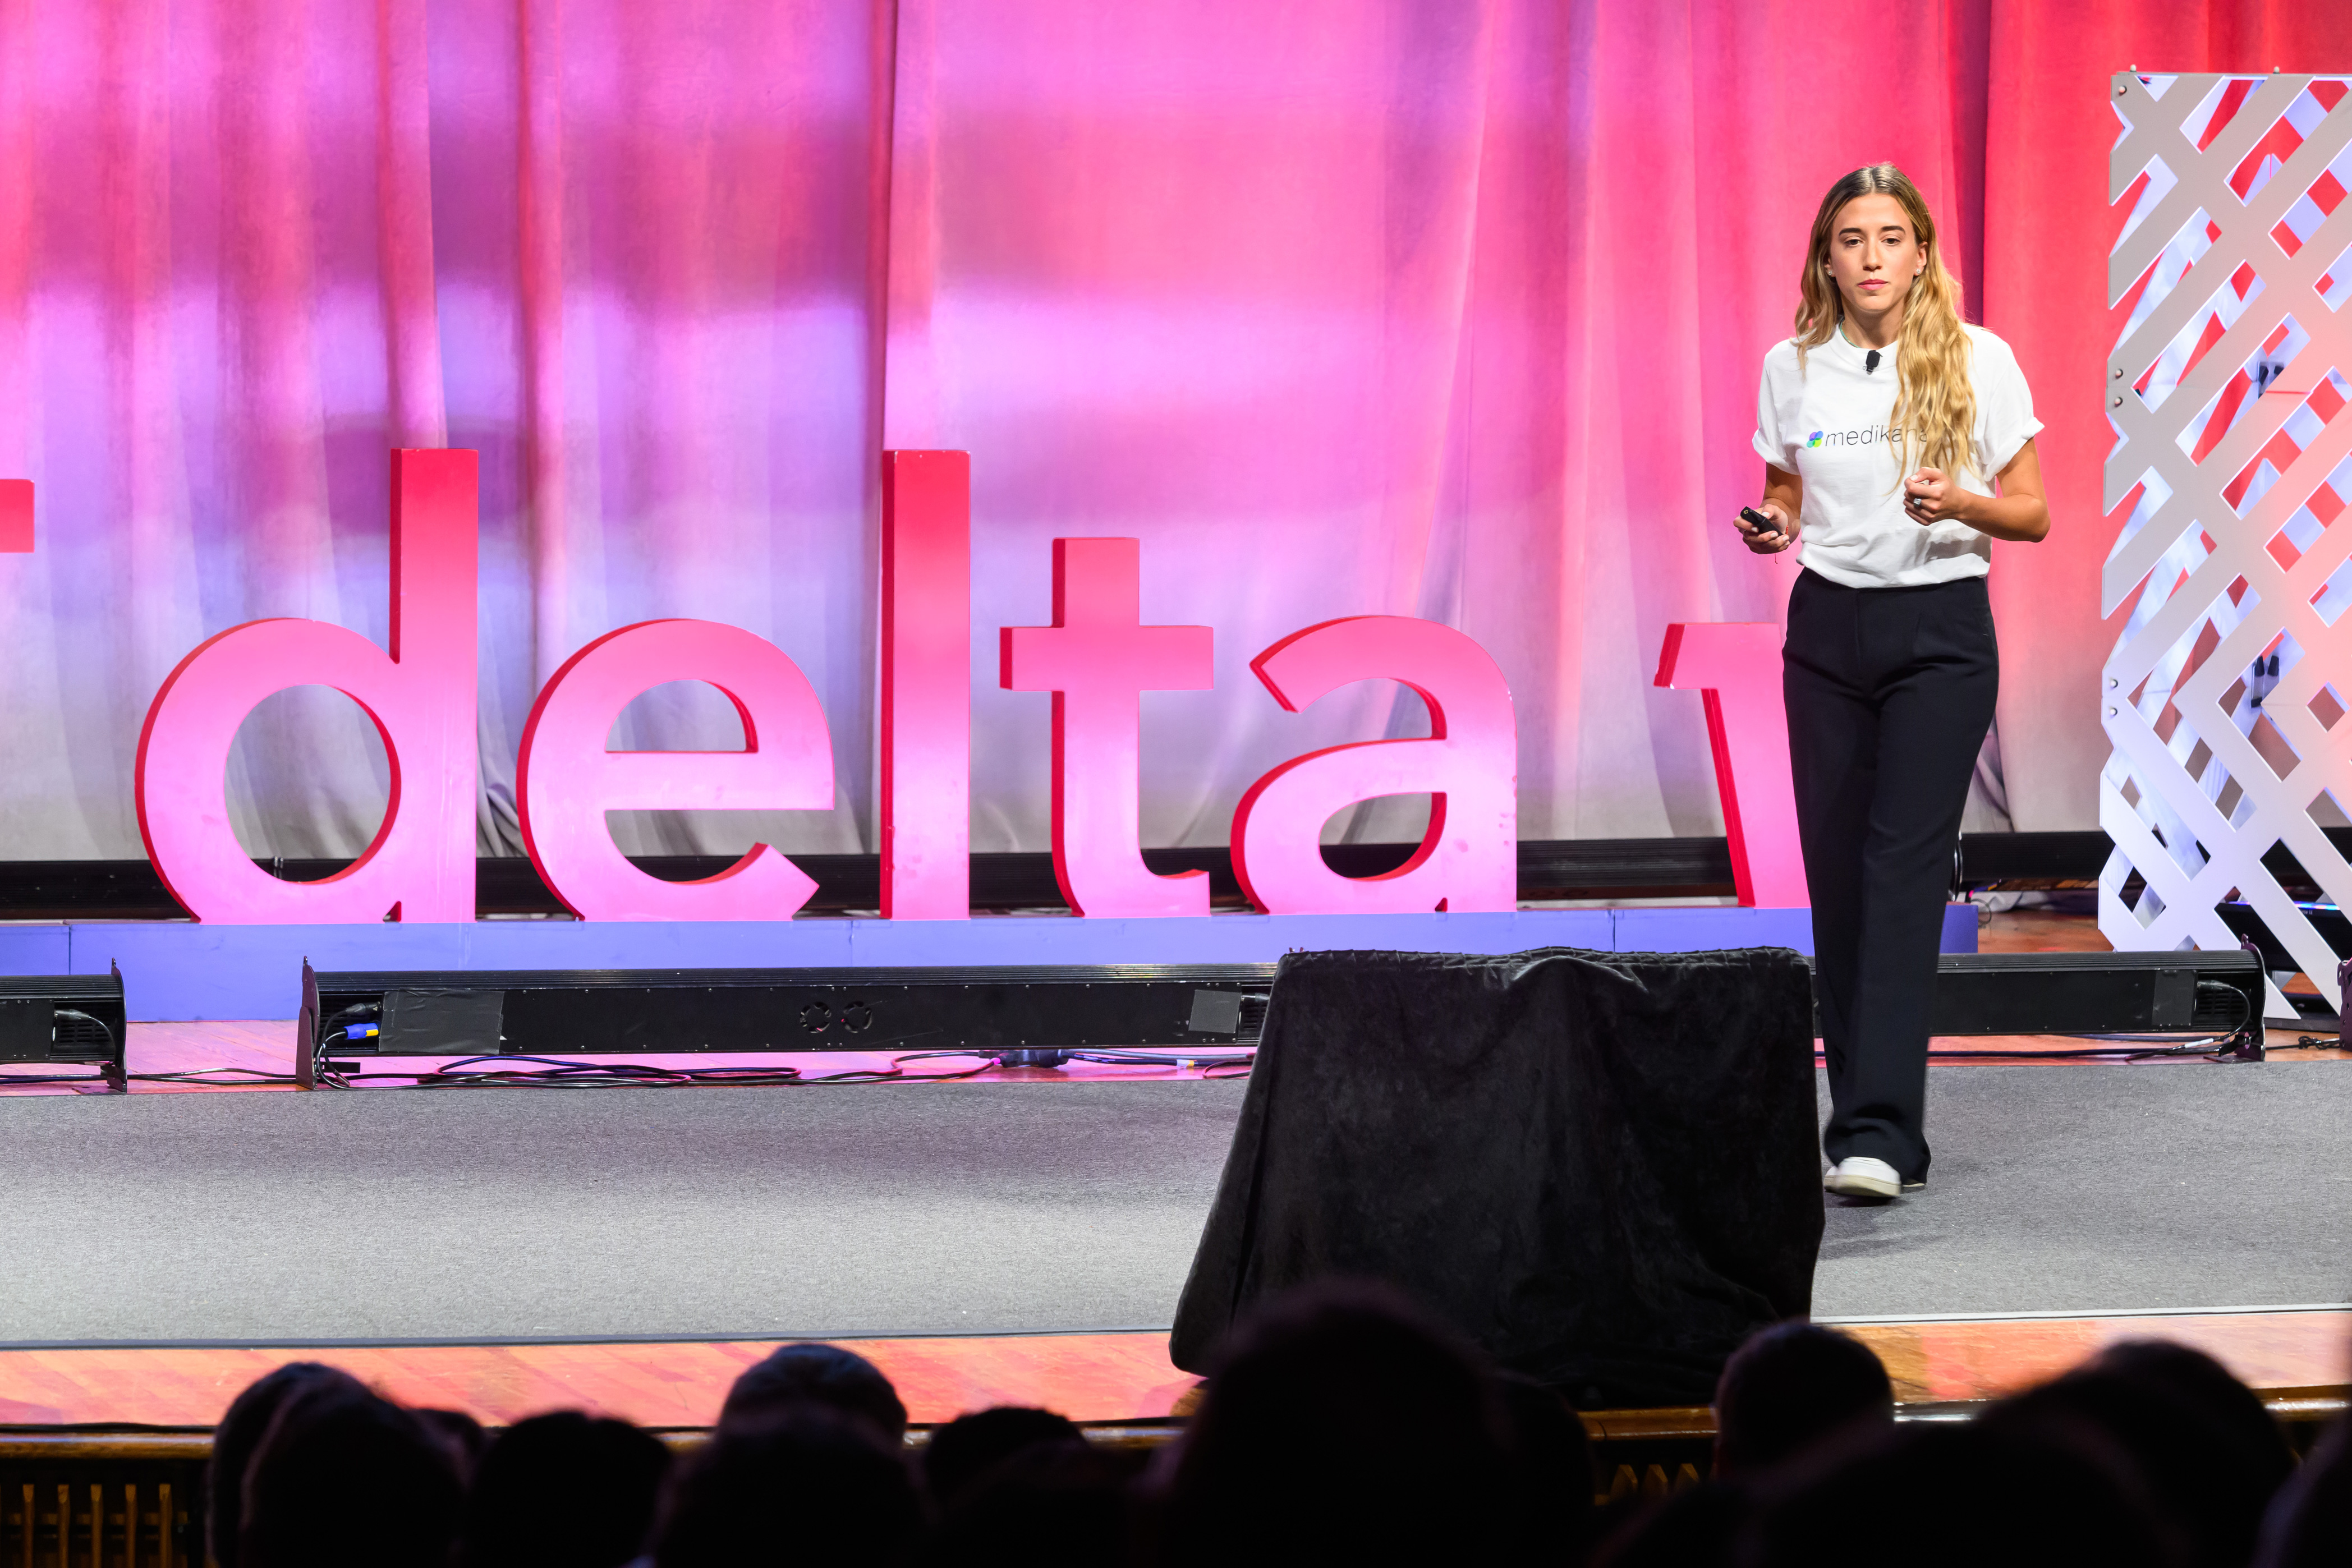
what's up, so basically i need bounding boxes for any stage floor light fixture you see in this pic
[0,967,128,1091]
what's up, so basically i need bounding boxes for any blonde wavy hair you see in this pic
[1795,163,1978,480]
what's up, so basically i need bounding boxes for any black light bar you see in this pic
[0,968,128,1091]
[297,961,1275,1087]
[1924,950,2263,1043]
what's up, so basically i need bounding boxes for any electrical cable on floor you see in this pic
[319,1051,1007,1089]
[1069,1050,1256,1077]
[2,1067,307,1089]
[130,1068,305,1085]
[1872,1041,2232,1060]
[1067,1049,1255,1065]
[322,1058,788,1088]
[1843,980,2268,1063]
[10,1054,1255,1093]
[892,1046,1257,1075]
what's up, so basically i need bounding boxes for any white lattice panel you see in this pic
[2103,73,2352,1017]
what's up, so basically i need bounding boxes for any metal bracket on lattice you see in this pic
[2104,72,2352,1022]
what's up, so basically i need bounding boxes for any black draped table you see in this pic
[1170,946,1822,1408]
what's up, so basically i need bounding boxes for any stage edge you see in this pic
[0,905,1976,1022]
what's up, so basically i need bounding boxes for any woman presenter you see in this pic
[1737,163,2050,1201]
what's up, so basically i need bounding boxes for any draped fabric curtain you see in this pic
[0,0,2344,865]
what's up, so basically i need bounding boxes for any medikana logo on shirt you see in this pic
[1807,423,1904,449]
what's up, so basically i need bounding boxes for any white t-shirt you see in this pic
[1751,322,2042,588]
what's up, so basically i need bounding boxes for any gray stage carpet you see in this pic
[1816,1063,2352,1318]
[0,1082,1249,1345]
[0,1066,2345,1345]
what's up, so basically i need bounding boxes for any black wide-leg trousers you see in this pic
[1784,568,1999,1183]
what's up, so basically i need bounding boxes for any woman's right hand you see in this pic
[1739,499,1797,554]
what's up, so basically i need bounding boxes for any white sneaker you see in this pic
[1823,1157,1903,1199]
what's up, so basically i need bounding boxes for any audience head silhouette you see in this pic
[238,1382,465,1568]
[1154,1281,1518,1565]
[652,1406,924,1568]
[920,1440,1130,1567]
[199,1324,2322,1568]
[458,1410,673,1568]
[720,1342,909,1445]
[922,1405,1089,1507]
[1986,1340,2291,1568]
[1494,1371,1597,1559]
[1712,1321,1894,1475]
[2257,1412,2352,1568]
[1748,1420,2180,1568]
[418,1406,490,1478]
[208,1362,368,1568]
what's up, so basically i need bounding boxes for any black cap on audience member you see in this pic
[458,1410,673,1568]
[652,1405,925,1568]
[719,1342,909,1445]
[1712,1321,1894,1475]
[239,1382,466,1568]
[208,1363,369,1568]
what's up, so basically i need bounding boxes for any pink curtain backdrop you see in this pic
[0,1,2346,865]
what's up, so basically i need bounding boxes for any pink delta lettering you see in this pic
[133,448,1560,925]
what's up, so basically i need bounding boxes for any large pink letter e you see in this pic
[516,622,834,922]
[135,449,478,923]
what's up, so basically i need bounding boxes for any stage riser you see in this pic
[6,829,2221,918]
[0,907,1980,1022]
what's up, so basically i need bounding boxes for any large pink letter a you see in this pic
[135,449,478,923]
[1232,617,1515,914]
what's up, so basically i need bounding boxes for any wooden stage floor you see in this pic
[0,1311,2344,1432]
[0,911,2341,1432]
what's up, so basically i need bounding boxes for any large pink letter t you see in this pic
[1000,539,1212,918]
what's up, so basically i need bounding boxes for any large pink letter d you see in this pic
[135,449,478,923]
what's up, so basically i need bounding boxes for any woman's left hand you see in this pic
[1903,468,1967,527]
